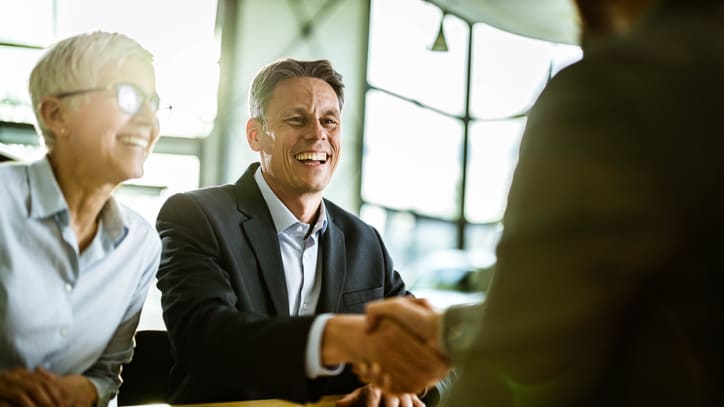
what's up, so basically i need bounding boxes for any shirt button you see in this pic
[59,327,69,337]
[64,283,72,293]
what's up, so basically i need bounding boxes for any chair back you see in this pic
[117,330,173,406]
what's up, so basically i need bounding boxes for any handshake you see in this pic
[324,297,452,397]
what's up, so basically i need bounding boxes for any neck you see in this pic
[48,153,115,252]
[282,194,323,225]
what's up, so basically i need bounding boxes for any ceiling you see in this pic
[428,0,581,45]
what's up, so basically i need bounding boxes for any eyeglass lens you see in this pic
[116,83,160,114]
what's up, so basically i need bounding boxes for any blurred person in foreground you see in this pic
[361,0,724,405]
[0,31,162,406]
[155,57,448,406]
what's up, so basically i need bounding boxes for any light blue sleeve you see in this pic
[305,313,345,379]
[86,236,161,406]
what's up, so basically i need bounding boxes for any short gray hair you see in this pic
[248,58,344,123]
[29,31,153,152]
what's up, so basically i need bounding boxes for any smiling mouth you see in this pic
[295,151,328,164]
[119,136,148,149]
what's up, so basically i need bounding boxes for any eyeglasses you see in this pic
[54,82,161,115]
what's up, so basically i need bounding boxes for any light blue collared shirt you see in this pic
[0,157,161,406]
[253,168,344,379]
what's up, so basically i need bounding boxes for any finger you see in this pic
[372,321,449,390]
[381,372,392,394]
[411,297,433,310]
[399,393,414,407]
[33,368,65,407]
[366,298,437,340]
[353,361,370,382]
[364,299,387,332]
[5,391,36,407]
[367,362,386,388]
[412,394,426,407]
[335,387,360,407]
[366,386,381,407]
[383,393,400,407]
[2,369,54,407]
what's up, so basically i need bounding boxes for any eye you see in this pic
[322,118,338,128]
[285,116,305,126]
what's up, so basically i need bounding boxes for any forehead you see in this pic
[267,77,340,115]
[98,58,156,93]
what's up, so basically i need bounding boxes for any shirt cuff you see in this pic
[305,313,345,379]
[86,375,115,407]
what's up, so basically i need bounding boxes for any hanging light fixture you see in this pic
[429,12,449,52]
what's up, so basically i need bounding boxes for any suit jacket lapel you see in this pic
[317,209,347,313]
[235,163,290,316]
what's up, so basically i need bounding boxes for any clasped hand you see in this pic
[355,297,450,396]
[0,368,96,407]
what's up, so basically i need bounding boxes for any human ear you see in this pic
[246,118,263,151]
[39,96,68,138]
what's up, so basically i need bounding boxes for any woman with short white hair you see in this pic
[0,31,162,407]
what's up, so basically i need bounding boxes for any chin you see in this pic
[121,166,145,182]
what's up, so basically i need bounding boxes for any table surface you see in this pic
[131,395,341,407]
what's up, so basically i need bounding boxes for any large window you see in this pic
[0,0,220,329]
[361,0,582,275]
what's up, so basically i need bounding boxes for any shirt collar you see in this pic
[28,156,67,219]
[253,166,328,235]
[27,156,128,246]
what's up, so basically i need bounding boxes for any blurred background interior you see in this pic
[0,0,582,327]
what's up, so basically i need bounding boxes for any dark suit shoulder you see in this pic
[158,183,239,222]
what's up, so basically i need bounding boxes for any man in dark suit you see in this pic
[155,58,447,405]
[361,0,724,405]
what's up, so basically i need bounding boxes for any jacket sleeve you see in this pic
[87,226,161,406]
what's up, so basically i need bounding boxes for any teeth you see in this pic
[295,152,327,161]
[119,136,148,148]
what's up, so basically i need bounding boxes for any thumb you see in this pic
[335,391,357,407]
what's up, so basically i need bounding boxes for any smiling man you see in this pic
[155,58,447,406]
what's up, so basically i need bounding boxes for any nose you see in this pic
[306,119,327,141]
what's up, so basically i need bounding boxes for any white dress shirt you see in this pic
[253,168,344,378]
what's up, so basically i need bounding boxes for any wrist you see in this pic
[59,374,98,407]
[321,314,365,365]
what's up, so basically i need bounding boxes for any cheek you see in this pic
[76,109,125,136]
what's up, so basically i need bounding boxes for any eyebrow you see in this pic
[281,106,340,117]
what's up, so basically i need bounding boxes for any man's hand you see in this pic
[366,297,444,352]
[355,297,449,394]
[322,314,449,395]
[0,367,65,407]
[359,319,449,394]
[336,384,425,407]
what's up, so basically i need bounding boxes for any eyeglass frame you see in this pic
[53,82,162,115]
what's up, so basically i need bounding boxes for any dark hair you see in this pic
[248,58,344,121]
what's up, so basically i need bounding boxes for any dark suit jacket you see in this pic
[156,162,409,404]
[442,2,724,406]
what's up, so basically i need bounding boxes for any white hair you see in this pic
[29,31,154,152]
